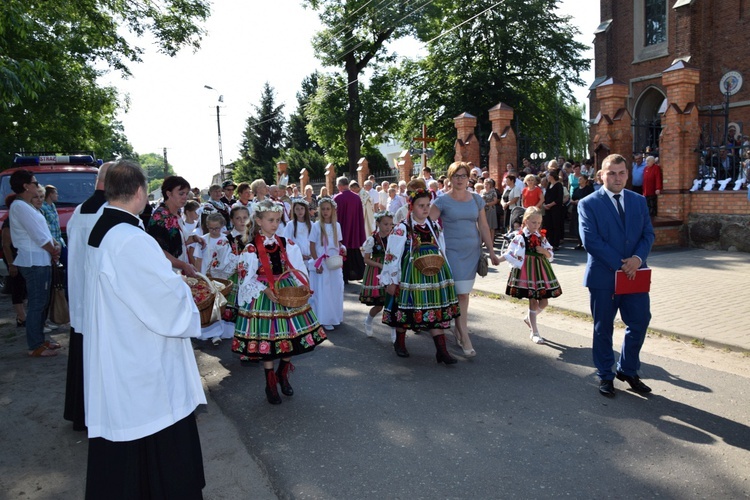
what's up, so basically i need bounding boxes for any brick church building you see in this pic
[588,0,750,250]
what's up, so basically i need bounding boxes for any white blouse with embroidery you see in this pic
[236,239,307,306]
[504,227,555,270]
[379,219,446,286]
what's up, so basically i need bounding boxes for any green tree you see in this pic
[395,0,590,167]
[139,152,176,182]
[0,0,209,167]
[233,83,286,184]
[287,72,323,153]
[305,0,418,176]
[306,70,401,171]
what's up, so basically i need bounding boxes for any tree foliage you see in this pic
[233,83,286,184]
[139,152,176,182]
[304,0,420,176]
[393,0,590,167]
[0,0,209,168]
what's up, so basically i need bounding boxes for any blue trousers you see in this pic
[589,288,651,380]
[18,265,51,350]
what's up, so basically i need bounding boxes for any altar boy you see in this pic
[82,160,206,499]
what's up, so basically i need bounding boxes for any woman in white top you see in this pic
[8,169,62,357]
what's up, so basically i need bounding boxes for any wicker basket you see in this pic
[209,276,233,298]
[275,270,311,308]
[189,274,217,327]
[413,253,445,276]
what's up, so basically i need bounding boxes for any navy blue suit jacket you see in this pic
[578,188,654,290]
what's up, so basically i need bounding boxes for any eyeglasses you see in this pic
[29,181,39,186]
[452,174,468,180]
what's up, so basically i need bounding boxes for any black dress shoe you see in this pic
[599,379,615,397]
[616,372,652,393]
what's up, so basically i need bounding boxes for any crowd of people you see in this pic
[3,153,658,497]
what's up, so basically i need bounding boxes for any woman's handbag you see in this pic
[477,253,489,278]
[49,264,70,325]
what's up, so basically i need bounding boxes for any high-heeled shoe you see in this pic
[451,328,463,348]
[462,347,477,358]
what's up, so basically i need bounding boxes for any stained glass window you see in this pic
[645,0,667,46]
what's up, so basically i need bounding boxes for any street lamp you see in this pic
[204,85,225,182]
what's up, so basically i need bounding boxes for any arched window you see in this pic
[633,87,666,153]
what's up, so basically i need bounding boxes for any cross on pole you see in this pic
[413,124,436,171]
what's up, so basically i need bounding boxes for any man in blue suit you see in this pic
[578,154,655,397]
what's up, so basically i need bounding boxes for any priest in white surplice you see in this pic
[82,160,206,499]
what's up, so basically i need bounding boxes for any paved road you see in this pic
[199,285,750,499]
[475,244,750,352]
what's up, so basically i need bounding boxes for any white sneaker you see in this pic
[211,337,222,346]
[323,325,334,331]
[43,326,52,334]
[530,332,545,344]
[46,320,61,330]
[364,316,374,337]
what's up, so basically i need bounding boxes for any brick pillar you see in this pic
[397,150,413,182]
[299,168,309,191]
[357,157,369,186]
[454,112,481,166]
[592,78,632,169]
[659,61,701,221]
[324,163,336,197]
[488,103,517,186]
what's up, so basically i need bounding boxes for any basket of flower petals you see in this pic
[186,273,219,327]
[275,269,311,308]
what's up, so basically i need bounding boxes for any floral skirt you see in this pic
[359,255,385,306]
[232,276,327,360]
[506,253,562,300]
[382,244,460,330]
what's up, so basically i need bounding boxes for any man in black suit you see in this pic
[578,154,655,397]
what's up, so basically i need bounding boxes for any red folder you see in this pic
[615,268,651,295]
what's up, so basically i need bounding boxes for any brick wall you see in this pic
[592,0,750,131]
[689,192,750,215]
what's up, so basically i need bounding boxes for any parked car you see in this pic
[0,154,100,258]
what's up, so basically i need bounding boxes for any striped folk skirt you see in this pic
[382,244,460,331]
[505,253,562,300]
[359,255,385,306]
[232,275,327,360]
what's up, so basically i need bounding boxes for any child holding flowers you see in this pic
[309,197,345,331]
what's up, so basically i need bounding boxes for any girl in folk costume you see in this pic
[232,200,327,405]
[192,212,237,345]
[380,187,460,364]
[309,197,345,331]
[360,211,394,337]
[503,207,562,345]
[221,206,251,339]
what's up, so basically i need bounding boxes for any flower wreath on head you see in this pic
[407,188,429,206]
[254,203,284,214]
[318,196,337,209]
[374,210,393,222]
[292,198,310,207]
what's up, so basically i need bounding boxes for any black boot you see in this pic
[393,330,410,357]
[433,334,457,365]
[264,369,282,405]
[276,360,295,396]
